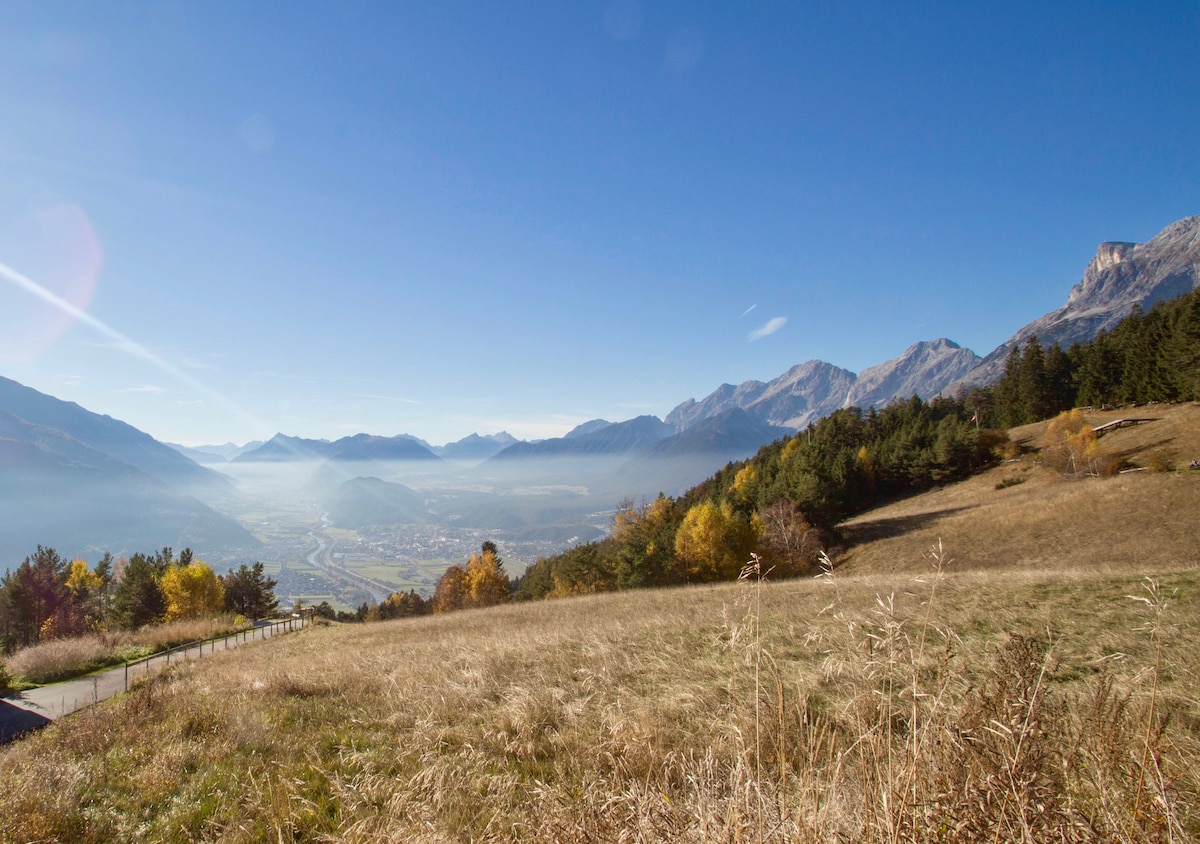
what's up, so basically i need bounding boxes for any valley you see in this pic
[207,471,611,611]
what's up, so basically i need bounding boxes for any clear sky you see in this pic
[1,2,1197,447]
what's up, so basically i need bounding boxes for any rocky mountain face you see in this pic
[846,339,981,409]
[667,340,979,433]
[666,360,858,432]
[957,214,1200,388]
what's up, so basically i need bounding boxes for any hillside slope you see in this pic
[838,402,1200,573]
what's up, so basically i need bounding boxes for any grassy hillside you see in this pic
[2,405,1198,841]
[839,403,1200,573]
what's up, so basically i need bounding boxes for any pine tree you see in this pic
[110,552,167,629]
[1043,342,1074,413]
[222,562,279,620]
[1018,336,1051,422]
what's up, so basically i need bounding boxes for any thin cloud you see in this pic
[748,316,787,342]
[352,393,421,405]
[117,384,166,394]
[182,357,220,371]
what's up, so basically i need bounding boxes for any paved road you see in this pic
[0,617,309,743]
[306,518,391,603]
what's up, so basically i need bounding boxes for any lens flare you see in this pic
[0,203,102,362]
[0,255,270,438]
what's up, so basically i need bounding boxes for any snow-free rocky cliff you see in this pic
[667,340,980,432]
[670,215,1200,433]
[954,214,1200,389]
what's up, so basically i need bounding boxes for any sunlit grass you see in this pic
[2,558,1196,841]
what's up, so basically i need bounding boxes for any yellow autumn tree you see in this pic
[160,561,226,621]
[1042,409,1107,477]
[466,544,510,608]
[65,558,103,632]
[432,565,468,614]
[672,501,761,583]
[730,464,758,510]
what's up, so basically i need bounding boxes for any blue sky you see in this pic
[0,2,1197,446]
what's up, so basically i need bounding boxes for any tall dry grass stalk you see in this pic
[0,561,1196,842]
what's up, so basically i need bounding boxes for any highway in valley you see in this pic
[305,517,392,604]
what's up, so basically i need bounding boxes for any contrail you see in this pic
[740,304,757,319]
[0,259,268,434]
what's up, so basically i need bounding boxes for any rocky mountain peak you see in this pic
[951,214,1200,390]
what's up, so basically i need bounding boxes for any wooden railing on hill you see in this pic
[1092,418,1158,437]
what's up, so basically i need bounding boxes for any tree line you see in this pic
[315,541,514,623]
[968,288,1200,429]
[0,546,279,654]
[513,394,1002,600]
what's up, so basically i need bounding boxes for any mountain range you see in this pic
[0,376,258,564]
[170,214,1200,470]
[1,214,1197,563]
[666,214,1199,432]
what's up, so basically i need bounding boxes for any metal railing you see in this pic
[123,614,311,692]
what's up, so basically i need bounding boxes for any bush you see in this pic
[5,635,123,685]
[0,661,12,695]
[1145,448,1175,473]
[1042,410,1111,478]
[3,617,246,685]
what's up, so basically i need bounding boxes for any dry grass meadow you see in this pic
[1,404,1198,842]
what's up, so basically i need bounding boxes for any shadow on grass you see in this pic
[1108,436,1175,463]
[0,696,51,743]
[840,505,978,546]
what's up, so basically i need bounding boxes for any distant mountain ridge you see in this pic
[489,416,675,461]
[667,339,980,433]
[233,432,439,463]
[0,378,257,564]
[435,432,518,462]
[669,215,1198,432]
[194,211,1200,478]
[0,375,232,494]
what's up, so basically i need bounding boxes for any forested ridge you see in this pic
[512,287,1200,600]
[971,288,1200,428]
